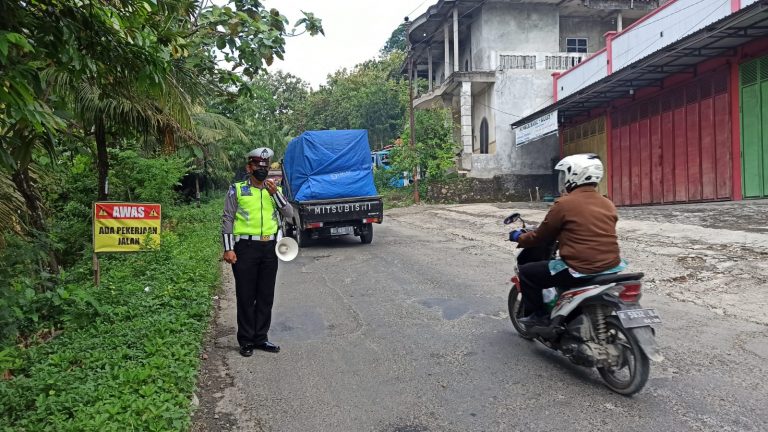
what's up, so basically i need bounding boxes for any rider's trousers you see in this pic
[518,260,582,315]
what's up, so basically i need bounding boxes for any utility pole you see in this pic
[405,17,420,204]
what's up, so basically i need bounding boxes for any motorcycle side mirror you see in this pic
[503,213,521,225]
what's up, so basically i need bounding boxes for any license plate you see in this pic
[616,308,662,328]
[330,226,353,235]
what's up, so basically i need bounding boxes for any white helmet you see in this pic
[555,153,603,193]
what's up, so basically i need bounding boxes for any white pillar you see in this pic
[453,8,460,73]
[617,11,623,32]
[460,81,472,170]
[427,47,433,91]
[444,23,450,77]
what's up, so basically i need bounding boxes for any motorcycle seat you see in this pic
[568,272,645,288]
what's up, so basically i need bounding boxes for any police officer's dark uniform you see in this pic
[221,147,293,357]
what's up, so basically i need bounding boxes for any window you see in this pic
[566,38,588,53]
[480,118,489,154]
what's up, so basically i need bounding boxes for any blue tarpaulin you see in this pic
[284,130,378,201]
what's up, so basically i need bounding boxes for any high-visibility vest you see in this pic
[233,181,280,236]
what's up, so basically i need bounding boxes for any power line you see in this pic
[405,0,432,21]
[473,101,524,119]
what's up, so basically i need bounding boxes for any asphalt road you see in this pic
[193,207,768,432]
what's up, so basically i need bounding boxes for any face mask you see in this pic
[252,168,268,181]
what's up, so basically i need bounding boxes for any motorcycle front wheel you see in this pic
[597,317,650,396]
[507,288,534,340]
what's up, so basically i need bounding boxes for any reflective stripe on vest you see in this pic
[233,181,279,236]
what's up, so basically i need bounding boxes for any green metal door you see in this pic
[740,57,768,198]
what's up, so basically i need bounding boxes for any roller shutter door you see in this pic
[740,56,768,198]
[610,69,732,205]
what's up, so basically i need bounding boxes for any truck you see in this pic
[282,130,384,246]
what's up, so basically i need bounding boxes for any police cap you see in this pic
[246,147,274,167]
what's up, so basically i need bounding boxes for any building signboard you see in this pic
[515,111,558,146]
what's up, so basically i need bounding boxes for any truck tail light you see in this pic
[363,218,380,224]
[305,222,323,229]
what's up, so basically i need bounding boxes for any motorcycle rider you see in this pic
[510,153,622,327]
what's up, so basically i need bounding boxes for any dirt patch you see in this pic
[387,202,768,325]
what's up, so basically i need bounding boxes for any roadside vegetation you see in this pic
[1,1,323,429]
[1,1,456,428]
[1,201,222,431]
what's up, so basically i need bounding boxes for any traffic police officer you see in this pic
[222,147,293,357]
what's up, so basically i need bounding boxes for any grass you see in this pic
[0,201,223,432]
[377,178,433,210]
[380,186,419,209]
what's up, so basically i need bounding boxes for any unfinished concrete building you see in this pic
[405,0,661,190]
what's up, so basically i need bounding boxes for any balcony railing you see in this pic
[498,52,588,71]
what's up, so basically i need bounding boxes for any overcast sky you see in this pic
[264,0,432,88]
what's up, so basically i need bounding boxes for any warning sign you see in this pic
[93,202,161,253]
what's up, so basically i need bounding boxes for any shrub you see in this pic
[391,108,459,181]
[110,150,192,207]
[0,201,222,431]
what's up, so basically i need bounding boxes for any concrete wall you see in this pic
[472,2,560,71]
[559,16,615,53]
[469,69,559,178]
[434,62,447,86]
[470,9,486,71]
[471,87,496,154]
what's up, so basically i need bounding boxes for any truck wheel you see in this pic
[296,227,310,247]
[360,223,373,244]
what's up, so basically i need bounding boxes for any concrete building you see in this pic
[512,0,768,205]
[405,0,661,186]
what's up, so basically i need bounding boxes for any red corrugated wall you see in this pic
[610,68,732,205]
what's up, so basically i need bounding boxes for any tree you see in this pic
[297,52,408,149]
[391,108,459,180]
[0,0,324,273]
[253,71,311,136]
[381,22,408,55]
[1,0,324,226]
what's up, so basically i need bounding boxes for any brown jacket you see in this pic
[517,186,620,274]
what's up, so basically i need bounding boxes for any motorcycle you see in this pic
[505,212,663,395]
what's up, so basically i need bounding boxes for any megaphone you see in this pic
[275,236,299,261]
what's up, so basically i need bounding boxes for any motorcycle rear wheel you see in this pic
[597,317,650,396]
[507,288,534,340]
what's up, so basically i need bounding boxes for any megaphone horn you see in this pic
[275,236,299,261]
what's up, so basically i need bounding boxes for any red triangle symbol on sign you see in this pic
[98,209,107,216]
[150,209,158,217]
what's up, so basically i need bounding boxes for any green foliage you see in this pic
[0,201,223,431]
[197,3,324,79]
[0,232,57,344]
[0,1,324,427]
[391,108,459,180]
[297,53,408,149]
[381,23,408,56]
[253,71,311,138]
[1,0,324,232]
[110,150,191,206]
